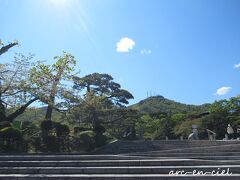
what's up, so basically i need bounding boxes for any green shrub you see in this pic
[0,127,23,152]
[103,132,115,142]
[94,134,107,147]
[174,118,205,139]
[0,127,22,140]
[35,121,71,152]
[53,122,70,137]
[11,121,22,130]
[42,135,60,152]
[93,125,106,135]
[41,120,53,132]
[73,130,95,152]
[0,121,11,129]
[74,125,92,134]
[31,137,42,152]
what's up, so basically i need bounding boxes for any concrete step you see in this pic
[0,165,238,174]
[126,155,240,161]
[126,152,240,158]
[149,149,240,154]
[124,144,240,156]
[0,159,240,167]
[0,155,147,161]
[159,145,240,153]
[0,174,238,180]
[2,152,240,161]
[94,140,240,154]
[1,140,240,179]
[2,152,239,161]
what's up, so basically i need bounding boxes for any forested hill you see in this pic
[16,95,211,122]
[130,95,211,115]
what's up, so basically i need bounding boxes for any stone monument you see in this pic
[188,124,199,140]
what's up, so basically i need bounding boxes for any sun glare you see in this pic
[49,0,69,8]
[43,0,91,38]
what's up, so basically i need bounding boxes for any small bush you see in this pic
[42,135,60,152]
[0,127,23,152]
[32,137,42,152]
[35,121,71,152]
[73,130,95,152]
[0,121,11,129]
[74,126,91,134]
[93,125,106,135]
[53,122,70,137]
[94,134,107,147]
[0,127,22,140]
[41,120,53,132]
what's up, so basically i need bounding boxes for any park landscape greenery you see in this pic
[0,40,240,153]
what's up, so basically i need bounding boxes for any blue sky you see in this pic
[1,0,240,105]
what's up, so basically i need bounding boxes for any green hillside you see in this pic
[14,96,210,122]
[13,107,62,122]
[130,95,210,115]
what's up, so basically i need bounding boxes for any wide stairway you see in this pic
[1,140,240,179]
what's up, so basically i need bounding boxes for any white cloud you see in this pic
[215,86,232,96]
[116,37,135,52]
[140,49,152,55]
[234,63,240,69]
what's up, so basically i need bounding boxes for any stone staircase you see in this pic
[94,140,240,154]
[0,140,240,179]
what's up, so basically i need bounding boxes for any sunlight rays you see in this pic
[49,0,69,8]
[30,0,100,62]
[45,0,91,34]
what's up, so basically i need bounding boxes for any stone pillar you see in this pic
[192,125,199,140]
[225,134,228,140]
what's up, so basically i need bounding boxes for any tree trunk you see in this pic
[45,106,53,120]
[0,100,6,121]
[45,96,54,121]
[6,97,39,122]
[44,63,66,121]
[44,81,58,121]
[92,108,99,128]
[87,84,90,92]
